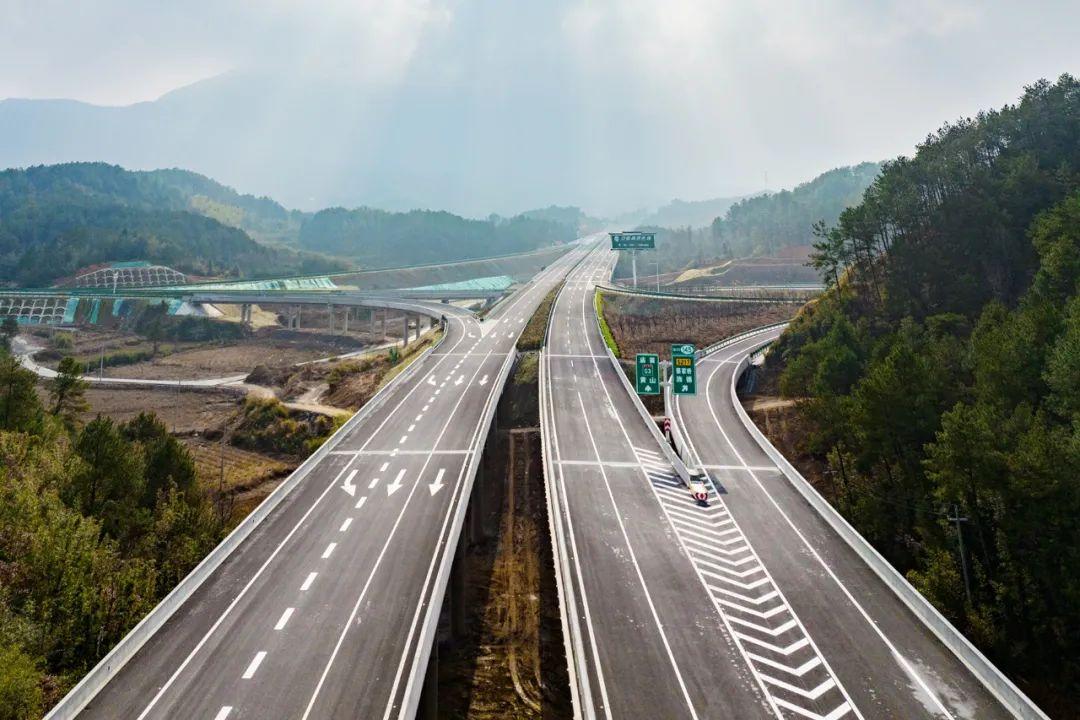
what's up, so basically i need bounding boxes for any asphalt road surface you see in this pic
[671,328,1014,720]
[74,242,589,720]
[543,247,1016,719]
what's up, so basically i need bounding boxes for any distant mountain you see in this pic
[0,162,343,286]
[637,194,763,230]
[0,71,748,217]
[297,207,576,267]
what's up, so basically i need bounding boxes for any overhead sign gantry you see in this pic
[610,231,656,288]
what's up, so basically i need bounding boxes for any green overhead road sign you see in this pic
[635,353,661,395]
[671,343,697,395]
[610,232,656,250]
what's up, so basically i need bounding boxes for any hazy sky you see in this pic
[1,1,1078,214]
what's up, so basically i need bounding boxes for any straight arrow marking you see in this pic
[387,468,407,496]
[429,468,446,495]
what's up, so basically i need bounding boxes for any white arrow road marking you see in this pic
[478,374,489,386]
[275,608,294,631]
[387,468,406,495]
[426,376,436,385]
[429,468,446,495]
[340,469,357,497]
[454,375,464,386]
[242,651,267,679]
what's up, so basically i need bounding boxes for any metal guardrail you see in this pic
[44,310,451,720]
[715,332,1049,720]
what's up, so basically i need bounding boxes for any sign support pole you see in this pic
[632,250,638,289]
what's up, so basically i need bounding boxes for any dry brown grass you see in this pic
[601,293,796,359]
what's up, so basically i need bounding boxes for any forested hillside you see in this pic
[297,207,576,267]
[0,348,224,714]
[771,75,1079,711]
[619,164,880,276]
[711,162,882,256]
[0,163,344,286]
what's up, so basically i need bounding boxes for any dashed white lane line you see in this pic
[428,396,435,403]
[213,707,232,720]
[435,389,441,395]
[380,462,389,472]
[368,478,380,489]
[355,496,367,510]
[322,542,337,559]
[242,651,267,679]
[300,572,317,591]
[274,608,294,631]
[414,414,423,422]
[422,405,430,412]
[408,424,416,432]
[340,517,353,532]
[399,435,408,444]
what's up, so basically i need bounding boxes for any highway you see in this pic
[67,241,589,720]
[671,329,1016,719]
[543,246,781,719]
[542,246,1019,719]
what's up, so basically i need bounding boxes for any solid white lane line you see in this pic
[369,478,380,489]
[242,651,267,679]
[274,608,294,631]
[340,517,353,532]
[380,462,389,472]
[301,572,317,591]
[213,707,233,720]
[322,542,337,559]
[355,496,367,510]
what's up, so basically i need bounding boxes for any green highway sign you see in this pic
[610,232,656,250]
[635,353,661,395]
[670,343,697,395]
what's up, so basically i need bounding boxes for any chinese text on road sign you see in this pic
[671,344,697,395]
[635,353,660,395]
[610,232,656,250]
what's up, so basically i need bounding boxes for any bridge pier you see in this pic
[342,307,348,334]
[369,308,376,334]
[419,642,438,720]
[402,314,410,347]
[414,314,422,341]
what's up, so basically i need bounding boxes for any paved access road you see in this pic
[670,329,1015,720]
[542,246,1017,719]
[73,242,590,720]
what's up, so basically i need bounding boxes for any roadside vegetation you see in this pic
[599,292,794,360]
[0,354,227,716]
[763,75,1079,713]
[593,291,619,356]
[517,282,562,351]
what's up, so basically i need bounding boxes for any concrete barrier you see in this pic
[45,325,449,720]
[723,336,1049,720]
